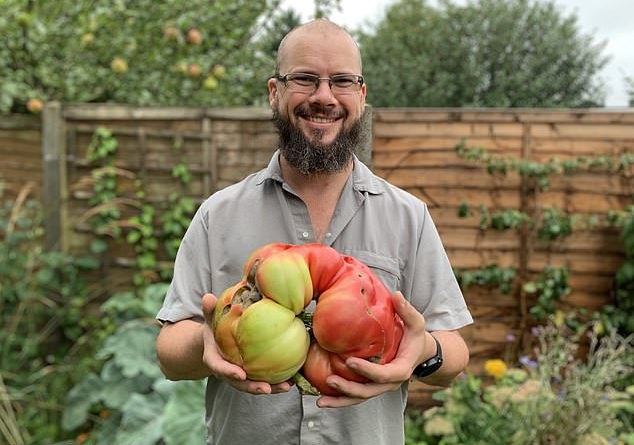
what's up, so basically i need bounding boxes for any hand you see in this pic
[201,293,293,395]
[316,291,429,408]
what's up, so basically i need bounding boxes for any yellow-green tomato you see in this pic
[255,250,313,315]
[236,299,310,383]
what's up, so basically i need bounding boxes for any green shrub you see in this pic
[0,0,282,112]
[0,185,100,444]
[406,317,633,445]
[62,284,206,445]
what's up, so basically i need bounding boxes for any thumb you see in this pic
[391,291,425,330]
[202,293,218,323]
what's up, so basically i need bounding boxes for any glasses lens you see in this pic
[330,75,360,94]
[286,74,318,92]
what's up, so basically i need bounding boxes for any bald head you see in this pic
[275,19,362,74]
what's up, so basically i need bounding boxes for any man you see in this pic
[156,19,472,445]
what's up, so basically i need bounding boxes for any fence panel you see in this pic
[372,108,634,407]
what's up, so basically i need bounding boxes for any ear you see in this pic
[360,82,367,107]
[268,77,279,109]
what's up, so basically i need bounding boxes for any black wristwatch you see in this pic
[412,334,443,379]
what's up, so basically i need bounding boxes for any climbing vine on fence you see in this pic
[459,202,623,243]
[455,139,634,191]
[83,127,196,288]
[454,265,517,295]
[453,139,633,340]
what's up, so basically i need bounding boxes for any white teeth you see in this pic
[306,116,336,123]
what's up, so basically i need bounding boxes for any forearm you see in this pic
[419,330,469,387]
[156,319,213,380]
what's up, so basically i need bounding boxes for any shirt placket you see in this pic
[283,188,315,243]
[300,395,322,445]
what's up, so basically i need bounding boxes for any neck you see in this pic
[279,153,353,243]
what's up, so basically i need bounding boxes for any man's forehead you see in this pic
[278,23,361,70]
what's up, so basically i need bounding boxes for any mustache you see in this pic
[294,104,345,120]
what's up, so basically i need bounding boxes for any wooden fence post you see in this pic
[42,101,67,251]
[357,104,373,168]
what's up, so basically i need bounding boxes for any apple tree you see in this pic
[0,0,295,113]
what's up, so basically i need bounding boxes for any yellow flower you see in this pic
[484,359,508,379]
[554,310,565,327]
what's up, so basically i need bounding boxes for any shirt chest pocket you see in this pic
[341,249,401,293]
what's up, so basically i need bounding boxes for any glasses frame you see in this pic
[273,72,364,95]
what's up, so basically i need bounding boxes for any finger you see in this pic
[229,379,286,396]
[202,293,217,323]
[201,322,247,381]
[391,291,425,330]
[343,357,406,382]
[323,374,399,400]
[317,394,365,408]
[270,380,293,394]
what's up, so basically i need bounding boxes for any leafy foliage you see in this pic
[62,284,206,445]
[406,318,634,445]
[523,267,570,321]
[0,185,100,444]
[595,206,634,336]
[84,127,195,286]
[358,0,608,107]
[455,140,634,191]
[0,0,292,112]
[477,206,532,231]
[454,265,517,295]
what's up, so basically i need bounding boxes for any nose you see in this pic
[309,79,336,105]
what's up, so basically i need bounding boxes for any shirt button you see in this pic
[325,232,332,238]
[302,231,309,238]
[307,421,315,429]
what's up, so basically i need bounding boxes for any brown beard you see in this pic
[272,106,363,175]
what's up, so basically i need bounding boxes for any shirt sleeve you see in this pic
[409,204,473,331]
[156,203,212,323]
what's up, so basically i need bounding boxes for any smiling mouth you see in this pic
[300,114,343,125]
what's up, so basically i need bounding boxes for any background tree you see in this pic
[314,0,342,18]
[626,75,634,107]
[0,0,321,113]
[257,8,303,66]
[357,0,608,107]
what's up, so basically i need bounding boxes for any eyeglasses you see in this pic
[274,72,364,95]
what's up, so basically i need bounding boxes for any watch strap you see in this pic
[412,334,443,379]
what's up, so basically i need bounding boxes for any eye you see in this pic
[331,75,356,88]
[288,74,317,86]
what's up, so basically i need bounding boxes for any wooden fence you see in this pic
[0,113,42,199]
[371,108,633,405]
[1,104,632,407]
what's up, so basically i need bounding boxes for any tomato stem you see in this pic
[292,372,320,396]
[298,310,313,330]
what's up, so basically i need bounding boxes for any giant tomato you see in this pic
[211,243,404,394]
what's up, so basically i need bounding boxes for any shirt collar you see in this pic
[256,150,385,195]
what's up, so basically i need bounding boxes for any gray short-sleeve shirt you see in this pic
[157,151,473,445]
